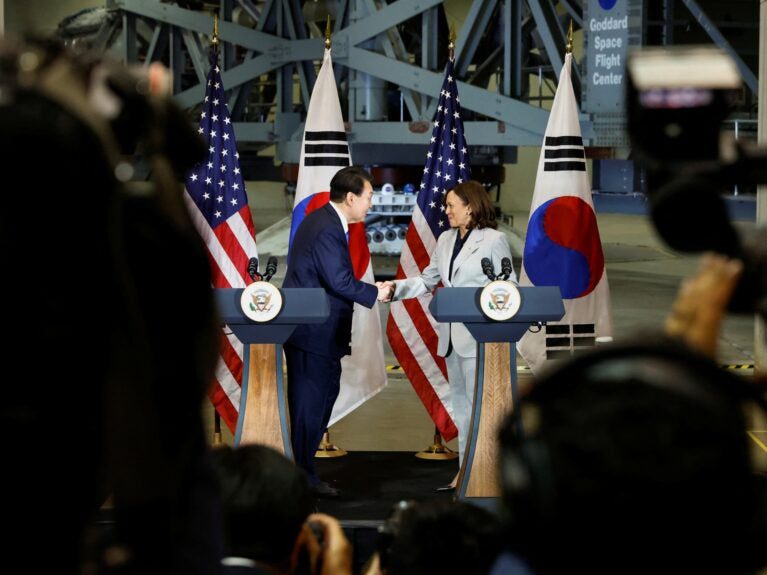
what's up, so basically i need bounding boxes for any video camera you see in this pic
[626,46,767,320]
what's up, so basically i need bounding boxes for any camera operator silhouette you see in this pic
[1,37,223,574]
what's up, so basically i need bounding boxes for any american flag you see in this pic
[184,45,258,431]
[386,57,470,441]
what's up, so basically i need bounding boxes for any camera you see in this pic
[626,46,767,320]
[376,500,415,570]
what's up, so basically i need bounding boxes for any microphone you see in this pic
[500,257,512,281]
[247,257,261,281]
[481,257,495,281]
[263,256,278,282]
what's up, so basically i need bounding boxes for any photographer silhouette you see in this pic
[0,37,221,573]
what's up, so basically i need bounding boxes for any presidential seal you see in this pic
[240,281,283,323]
[480,280,522,321]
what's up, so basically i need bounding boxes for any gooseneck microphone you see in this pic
[264,256,278,282]
[499,257,512,281]
[481,257,496,281]
[247,257,261,282]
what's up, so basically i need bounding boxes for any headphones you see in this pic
[498,339,767,573]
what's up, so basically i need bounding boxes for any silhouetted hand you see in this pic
[306,513,352,575]
[665,253,743,358]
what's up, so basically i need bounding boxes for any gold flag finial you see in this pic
[324,15,332,50]
[565,20,573,54]
[212,13,219,45]
[448,24,456,56]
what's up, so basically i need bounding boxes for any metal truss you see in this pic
[99,0,760,161]
[103,0,597,163]
[675,0,756,94]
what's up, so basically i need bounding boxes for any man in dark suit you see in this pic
[283,166,389,497]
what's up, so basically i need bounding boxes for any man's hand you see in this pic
[664,253,743,358]
[375,281,395,303]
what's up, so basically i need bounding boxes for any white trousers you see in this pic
[445,349,478,466]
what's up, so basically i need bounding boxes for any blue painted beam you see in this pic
[678,0,757,94]
[114,0,283,51]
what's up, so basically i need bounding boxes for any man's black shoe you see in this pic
[312,481,341,498]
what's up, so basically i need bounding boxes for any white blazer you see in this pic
[394,227,516,358]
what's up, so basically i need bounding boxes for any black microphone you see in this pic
[264,256,278,282]
[481,257,495,281]
[247,257,261,281]
[500,257,512,281]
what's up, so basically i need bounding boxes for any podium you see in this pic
[429,286,564,501]
[214,288,330,457]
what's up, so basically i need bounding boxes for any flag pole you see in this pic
[566,19,573,54]
[313,17,348,459]
[324,14,332,50]
[315,429,348,458]
[213,412,223,446]
[415,426,458,460]
[209,12,224,446]
[415,25,460,462]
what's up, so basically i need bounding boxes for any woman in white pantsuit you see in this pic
[388,180,515,490]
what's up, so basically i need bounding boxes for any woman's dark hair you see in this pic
[446,180,497,230]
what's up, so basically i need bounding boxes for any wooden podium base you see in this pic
[457,342,515,499]
[235,344,292,457]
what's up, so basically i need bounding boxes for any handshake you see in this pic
[375,281,395,303]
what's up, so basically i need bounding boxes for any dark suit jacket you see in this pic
[283,203,377,358]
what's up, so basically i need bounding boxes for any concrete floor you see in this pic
[206,180,766,469]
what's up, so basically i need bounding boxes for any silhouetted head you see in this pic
[499,339,767,574]
[210,445,314,568]
[377,499,502,575]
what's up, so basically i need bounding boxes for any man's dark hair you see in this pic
[210,445,314,566]
[378,499,502,575]
[329,166,372,203]
[445,180,497,230]
[499,339,767,574]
